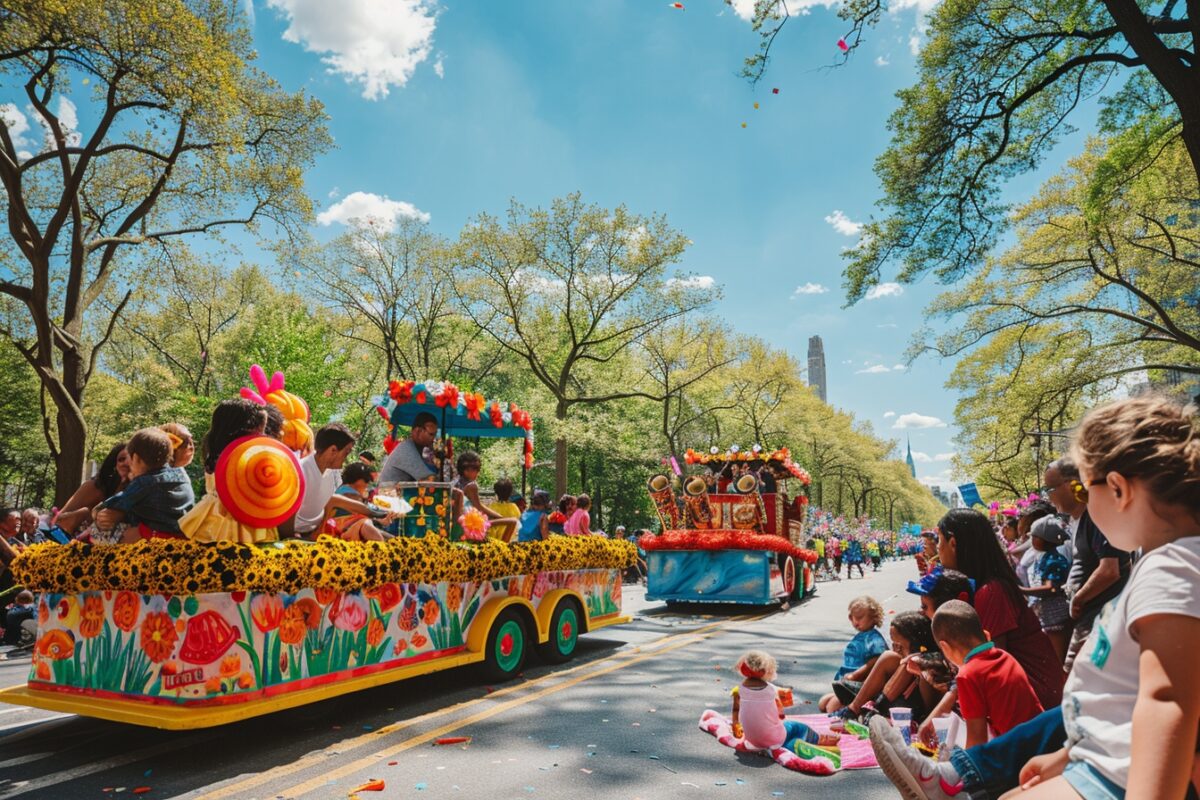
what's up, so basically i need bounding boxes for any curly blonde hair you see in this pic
[1070,395,1200,521]
[734,650,778,681]
[849,595,885,628]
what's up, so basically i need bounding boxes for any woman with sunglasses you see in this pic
[936,508,1065,711]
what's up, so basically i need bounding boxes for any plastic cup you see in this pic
[776,687,794,707]
[931,715,953,747]
[888,707,912,727]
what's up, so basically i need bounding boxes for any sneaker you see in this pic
[868,716,963,800]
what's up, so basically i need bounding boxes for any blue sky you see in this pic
[242,0,981,489]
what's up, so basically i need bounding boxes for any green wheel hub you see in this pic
[494,618,525,674]
[555,607,578,654]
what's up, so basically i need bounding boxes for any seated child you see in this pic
[731,650,840,751]
[328,462,388,542]
[94,427,194,542]
[489,479,522,540]
[854,611,946,723]
[1019,515,1072,665]
[818,595,888,712]
[931,600,1043,747]
[3,590,35,646]
[517,490,551,543]
[832,569,970,720]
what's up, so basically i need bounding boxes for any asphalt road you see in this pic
[0,560,918,800]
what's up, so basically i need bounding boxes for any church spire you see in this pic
[905,436,916,478]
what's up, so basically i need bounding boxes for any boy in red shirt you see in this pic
[932,600,1043,747]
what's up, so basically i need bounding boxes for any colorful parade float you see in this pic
[0,376,634,729]
[641,446,818,605]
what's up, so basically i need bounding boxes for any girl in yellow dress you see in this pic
[179,399,277,544]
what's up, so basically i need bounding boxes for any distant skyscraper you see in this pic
[807,335,827,403]
[906,437,916,478]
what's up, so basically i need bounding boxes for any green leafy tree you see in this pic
[456,193,713,496]
[0,0,330,502]
[739,0,1200,302]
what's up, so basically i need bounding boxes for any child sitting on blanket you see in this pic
[731,650,840,751]
[818,595,888,712]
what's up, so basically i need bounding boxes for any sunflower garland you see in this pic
[13,536,638,595]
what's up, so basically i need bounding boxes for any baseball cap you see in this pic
[1030,516,1069,545]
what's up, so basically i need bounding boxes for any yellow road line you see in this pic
[277,617,757,799]
[195,614,758,800]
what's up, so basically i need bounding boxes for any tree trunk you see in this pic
[555,400,569,499]
[54,404,87,507]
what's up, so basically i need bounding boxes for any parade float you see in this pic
[0,376,634,730]
[640,447,818,605]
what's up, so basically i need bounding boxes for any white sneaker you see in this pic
[868,716,963,800]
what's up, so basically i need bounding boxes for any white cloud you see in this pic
[433,54,445,78]
[908,33,922,54]
[317,191,430,228]
[824,209,863,237]
[893,412,947,429]
[875,55,890,66]
[876,322,898,328]
[667,275,716,290]
[911,451,932,463]
[1,103,30,147]
[933,452,955,461]
[792,282,829,297]
[242,0,256,25]
[266,0,438,100]
[729,0,835,21]
[864,282,904,300]
[883,411,896,418]
[856,364,898,374]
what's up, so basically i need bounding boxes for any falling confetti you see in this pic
[772,88,779,94]
[753,102,759,109]
[837,38,850,52]
[741,122,747,128]
[669,1,684,7]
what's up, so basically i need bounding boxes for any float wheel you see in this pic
[482,607,528,681]
[536,599,581,664]
[782,555,800,601]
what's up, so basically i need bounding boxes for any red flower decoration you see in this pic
[638,529,817,564]
[376,405,390,422]
[464,393,485,421]
[382,435,398,454]
[435,383,460,409]
[488,402,503,428]
[415,391,427,404]
[389,380,415,404]
[510,407,532,430]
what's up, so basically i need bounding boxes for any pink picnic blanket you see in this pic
[698,710,879,775]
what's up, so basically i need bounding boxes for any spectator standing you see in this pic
[1044,457,1131,671]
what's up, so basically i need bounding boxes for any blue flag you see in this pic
[958,483,983,508]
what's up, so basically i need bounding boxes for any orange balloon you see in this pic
[215,436,304,527]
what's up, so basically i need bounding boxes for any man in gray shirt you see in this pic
[378,412,439,484]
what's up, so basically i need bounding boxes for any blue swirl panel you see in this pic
[646,550,773,604]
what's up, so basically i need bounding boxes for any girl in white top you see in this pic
[1006,396,1200,800]
[730,650,840,751]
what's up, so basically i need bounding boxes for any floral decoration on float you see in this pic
[637,530,817,564]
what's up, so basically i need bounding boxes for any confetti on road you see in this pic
[580,768,593,774]
[435,737,472,746]
[415,782,428,791]
[350,780,386,793]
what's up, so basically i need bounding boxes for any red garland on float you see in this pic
[638,530,817,564]
[464,392,486,421]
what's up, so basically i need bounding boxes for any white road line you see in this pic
[0,713,72,737]
[0,753,53,769]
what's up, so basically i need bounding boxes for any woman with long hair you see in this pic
[937,508,1064,710]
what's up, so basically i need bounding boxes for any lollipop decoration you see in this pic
[215,435,305,528]
[459,508,490,542]
[241,365,313,452]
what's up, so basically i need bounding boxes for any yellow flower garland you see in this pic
[13,536,638,595]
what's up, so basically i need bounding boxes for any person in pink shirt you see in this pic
[730,650,840,750]
[564,494,593,535]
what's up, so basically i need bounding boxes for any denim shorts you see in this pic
[1063,761,1125,800]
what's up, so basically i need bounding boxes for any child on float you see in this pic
[1019,516,1073,665]
[327,462,388,542]
[818,595,888,713]
[548,495,575,535]
[179,398,275,543]
[564,494,594,535]
[871,395,1200,800]
[93,427,194,542]
[517,489,551,542]
[731,650,841,751]
[830,570,968,721]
